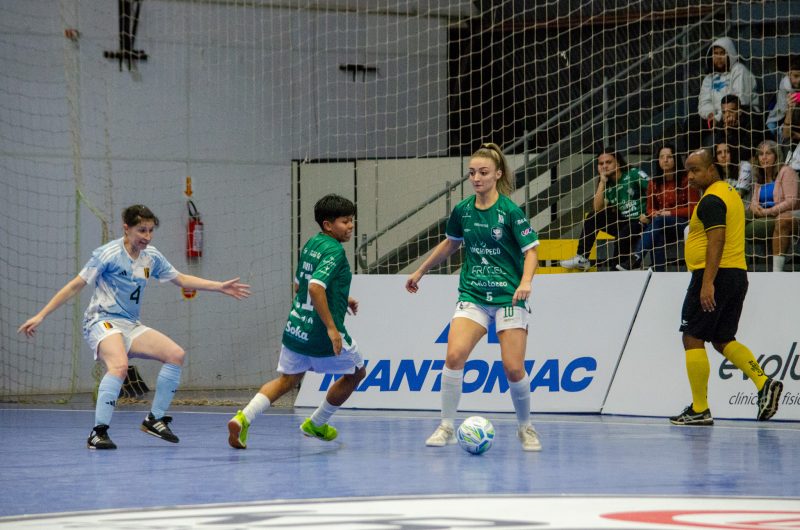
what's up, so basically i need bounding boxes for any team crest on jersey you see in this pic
[144,267,150,278]
[491,226,503,241]
[103,321,113,329]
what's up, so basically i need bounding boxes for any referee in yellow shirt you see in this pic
[670,148,783,425]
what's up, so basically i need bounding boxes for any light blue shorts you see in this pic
[277,338,364,375]
[83,318,150,360]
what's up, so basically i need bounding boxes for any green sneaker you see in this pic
[300,418,338,441]
[227,410,250,449]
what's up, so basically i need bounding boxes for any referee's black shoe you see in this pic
[669,405,714,426]
[87,425,117,449]
[141,413,179,443]
[757,378,783,421]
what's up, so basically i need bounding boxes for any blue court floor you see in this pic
[0,408,798,528]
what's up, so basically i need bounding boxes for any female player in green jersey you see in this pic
[405,143,542,451]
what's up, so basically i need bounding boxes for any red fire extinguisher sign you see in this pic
[186,200,203,258]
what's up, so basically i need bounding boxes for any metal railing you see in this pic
[356,6,723,272]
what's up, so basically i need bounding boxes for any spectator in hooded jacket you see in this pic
[689,37,759,150]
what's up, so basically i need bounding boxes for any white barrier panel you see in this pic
[296,273,649,412]
[603,272,800,421]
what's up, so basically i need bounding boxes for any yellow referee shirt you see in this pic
[684,180,747,271]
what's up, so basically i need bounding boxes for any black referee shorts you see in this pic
[679,268,748,343]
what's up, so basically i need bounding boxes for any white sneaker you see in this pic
[517,424,542,451]
[425,424,456,446]
[559,255,590,271]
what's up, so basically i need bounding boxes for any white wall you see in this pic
[298,273,800,422]
[1,0,451,396]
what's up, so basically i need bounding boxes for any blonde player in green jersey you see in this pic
[405,143,542,451]
[228,194,365,449]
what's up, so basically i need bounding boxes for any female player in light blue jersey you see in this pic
[18,204,250,449]
[405,143,542,451]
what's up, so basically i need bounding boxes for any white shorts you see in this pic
[277,339,364,375]
[452,301,529,332]
[83,318,150,360]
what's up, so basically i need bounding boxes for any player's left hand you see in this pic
[220,278,251,300]
[700,283,716,312]
[347,297,359,315]
[512,284,531,305]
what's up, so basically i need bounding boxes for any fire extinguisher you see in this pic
[186,200,203,258]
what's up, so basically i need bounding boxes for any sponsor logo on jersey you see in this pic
[144,267,150,279]
[470,246,501,255]
[498,213,504,224]
[103,321,114,329]
[285,322,309,341]
[521,227,533,236]
[471,265,503,276]
[120,270,127,276]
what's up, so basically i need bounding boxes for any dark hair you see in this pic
[720,94,740,108]
[122,204,159,227]
[597,146,628,170]
[314,194,355,229]
[789,55,800,72]
[713,132,742,165]
[653,142,680,179]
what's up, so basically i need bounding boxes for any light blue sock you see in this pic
[95,374,124,427]
[509,376,532,427]
[151,364,182,419]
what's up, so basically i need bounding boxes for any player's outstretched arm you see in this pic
[405,238,461,293]
[171,274,251,300]
[18,275,87,337]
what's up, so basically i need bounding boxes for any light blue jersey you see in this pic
[78,237,179,326]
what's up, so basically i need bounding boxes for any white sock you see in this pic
[509,377,532,427]
[440,367,463,428]
[773,255,786,272]
[310,399,339,426]
[242,393,270,423]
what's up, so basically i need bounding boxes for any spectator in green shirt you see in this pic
[560,147,650,271]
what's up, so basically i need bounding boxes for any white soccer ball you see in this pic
[456,416,495,455]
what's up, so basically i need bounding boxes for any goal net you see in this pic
[1,1,794,402]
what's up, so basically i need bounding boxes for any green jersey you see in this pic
[446,194,539,307]
[604,167,649,219]
[282,232,352,357]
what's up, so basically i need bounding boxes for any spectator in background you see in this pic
[746,140,799,272]
[718,94,757,154]
[766,55,800,144]
[560,148,649,271]
[690,37,759,150]
[715,136,753,203]
[629,143,700,271]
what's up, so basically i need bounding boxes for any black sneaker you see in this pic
[87,425,117,449]
[757,378,783,421]
[669,404,714,426]
[140,413,179,443]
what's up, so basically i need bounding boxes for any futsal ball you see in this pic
[456,416,495,455]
